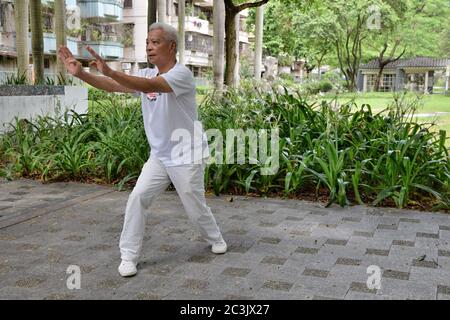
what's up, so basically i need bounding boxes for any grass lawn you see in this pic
[322,92,450,147]
[322,92,450,113]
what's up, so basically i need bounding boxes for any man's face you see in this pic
[146,29,176,66]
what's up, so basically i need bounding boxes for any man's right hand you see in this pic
[58,45,83,77]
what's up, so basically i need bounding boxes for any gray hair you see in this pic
[149,22,178,52]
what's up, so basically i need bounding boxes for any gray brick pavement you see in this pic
[1,178,450,300]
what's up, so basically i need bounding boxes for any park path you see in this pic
[1,178,450,300]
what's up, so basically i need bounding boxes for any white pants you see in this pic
[119,156,223,263]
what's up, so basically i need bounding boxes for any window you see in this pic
[366,74,396,92]
[380,74,395,92]
[44,58,50,69]
[124,0,132,8]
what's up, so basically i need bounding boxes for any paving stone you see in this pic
[324,239,348,246]
[259,237,281,244]
[416,232,439,239]
[181,279,209,290]
[392,240,415,247]
[285,216,303,221]
[221,267,251,277]
[335,258,362,266]
[411,259,439,269]
[438,250,450,257]
[349,282,377,294]
[399,218,421,224]
[383,269,410,281]
[261,280,293,291]
[302,268,329,278]
[295,247,320,255]
[366,248,390,256]
[437,285,450,295]
[352,231,374,238]
[377,224,398,230]
[187,255,216,264]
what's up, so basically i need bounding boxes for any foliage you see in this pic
[1,86,449,210]
[1,71,28,85]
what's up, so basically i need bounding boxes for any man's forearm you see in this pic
[108,70,172,93]
[77,70,127,92]
[108,71,152,92]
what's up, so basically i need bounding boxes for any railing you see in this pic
[79,0,124,20]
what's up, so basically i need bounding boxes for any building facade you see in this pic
[357,57,450,93]
[0,0,250,86]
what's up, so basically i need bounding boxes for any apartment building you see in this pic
[0,0,81,79]
[123,0,250,85]
[0,0,250,85]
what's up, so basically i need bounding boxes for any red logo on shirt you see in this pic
[145,92,160,102]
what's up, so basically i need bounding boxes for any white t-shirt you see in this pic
[135,63,209,166]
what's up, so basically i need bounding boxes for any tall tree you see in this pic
[178,0,185,65]
[253,5,264,80]
[148,0,157,28]
[30,0,44,84]
[13,0,29,82]
[147,0,157,68]
[213,0,225,91]
[223,0,269,87]
[55,0,67,84]
[372,41,406,91]
[157,0,166,23]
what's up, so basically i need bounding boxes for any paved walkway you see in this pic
[1,178,450,300]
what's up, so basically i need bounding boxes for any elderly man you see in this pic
[58,23,227,277]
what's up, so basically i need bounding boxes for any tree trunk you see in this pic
[13,0,29,82]
[55,0,67,84]
[213,0,225,91]
[147,0,157,68]
[254,5,264,80]
[233,14,240,86]
[157,0,166,23]
[223,0,269,87]
[148,0,157,27]
[30,0,44,84]
[178,0,185,65]
[224,8,237,87]
[373,42,405,92]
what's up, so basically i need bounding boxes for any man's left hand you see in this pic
[86,46,114,77]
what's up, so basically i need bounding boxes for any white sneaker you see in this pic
[118,260,137,277]
[211,239,227,254]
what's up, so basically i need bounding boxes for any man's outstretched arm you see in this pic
[58,46,136,93]
[85,46,173,94]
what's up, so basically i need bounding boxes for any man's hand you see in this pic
[86,46,114,77]
[58,46,82,77]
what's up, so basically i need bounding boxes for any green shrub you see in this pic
[318,80,333,93]
[1,87,448,210]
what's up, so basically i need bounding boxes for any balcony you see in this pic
[183,50,211,67]
[193,0,213,8]
[22,33,78,56]
[171,16,210,36]
[41,0,77,6]
[79,0,123,21]
[81,41,123,60]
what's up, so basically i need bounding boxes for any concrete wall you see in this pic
[0,86,88,132]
